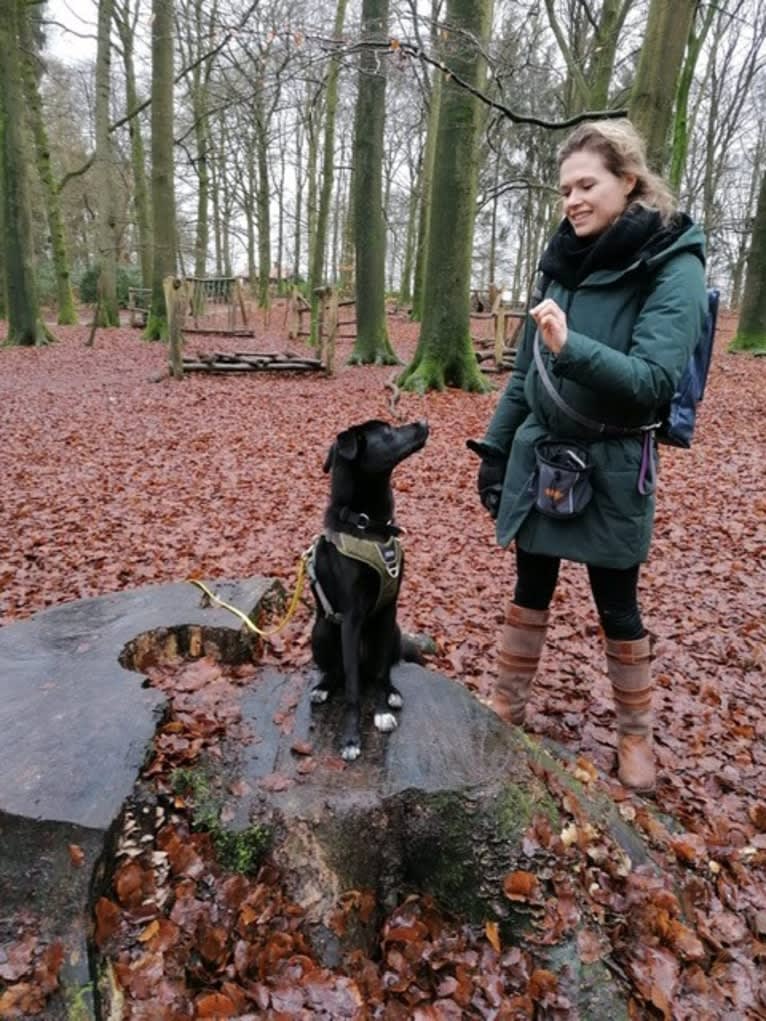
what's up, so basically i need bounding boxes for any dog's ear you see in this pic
[334,427,359,463]
[322,442,335,473]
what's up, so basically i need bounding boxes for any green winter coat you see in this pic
[483,222,707,568]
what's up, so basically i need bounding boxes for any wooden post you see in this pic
[164,275,185,379]
[317,285,338,374]
[326,287,338,375]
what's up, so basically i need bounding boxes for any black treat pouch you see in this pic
[532,441,593,519]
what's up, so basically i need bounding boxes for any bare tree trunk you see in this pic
[349,0,396,364]
[94,0,119,326]
[488,145,501,287]
[305,103,319,291]
[398,160,419,305]
[731,168,766,352]
[309,0,348,344]
[19,4,76,325]
[731,138,765,307]
[211,134,223,276]
[411,70,441,322]
[331,146,345,283]
[587,0,634,108]
[276,135,286,291]
[114,0,153,290]
[339,165,355,295]
[0,0,51,345]
[669,2,716,194]
[293,122,303,280]
[241,134,256,289]
[146,0,177,340]
[399,0,492,391]
[629,0,697,172]
[254,85,271,308]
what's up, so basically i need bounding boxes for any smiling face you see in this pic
[559,150,637,238]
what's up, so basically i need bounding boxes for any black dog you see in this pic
[308,418,429,761]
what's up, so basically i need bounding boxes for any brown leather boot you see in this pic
[493,603,550,726]
[606,634,655,792]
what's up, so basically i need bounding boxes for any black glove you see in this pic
[466,439,506,519]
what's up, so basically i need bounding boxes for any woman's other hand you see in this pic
[530,298,568,355]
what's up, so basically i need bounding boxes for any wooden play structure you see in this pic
[470,288,526,371]
[282,284,524,373]
[162,277,331,378]
[182,276,251,336]
[127,287,152,328]
[286,285,356,348]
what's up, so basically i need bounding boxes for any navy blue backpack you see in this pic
[656,288,719,448]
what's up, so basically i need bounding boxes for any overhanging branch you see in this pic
[335,37,627,129]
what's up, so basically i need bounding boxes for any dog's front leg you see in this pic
[340,612,364,761]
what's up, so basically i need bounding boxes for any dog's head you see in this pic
[323,419,429,477]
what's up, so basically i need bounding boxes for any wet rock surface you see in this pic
[0,577,273,1017]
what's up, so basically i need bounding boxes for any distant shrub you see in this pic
[35,261,60,307]
[77,265,143,308]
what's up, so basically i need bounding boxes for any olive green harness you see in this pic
[309,530,403,622]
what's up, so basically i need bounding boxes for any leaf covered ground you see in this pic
[1,306,765,1018]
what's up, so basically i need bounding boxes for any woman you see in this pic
[471,119,707,792]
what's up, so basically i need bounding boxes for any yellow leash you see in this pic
[189,551,309,638]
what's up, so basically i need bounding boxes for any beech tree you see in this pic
[730,167,766,352]
[399,0,492,392]
[349,0,397,364]
[146,0,177,340]
[19,4,77,325]
[629,0,697,173]
[94,0,120,326]
[309,0,348,344]
[0,0,51,345]
[543,0,635,113]
[114,0,153,288]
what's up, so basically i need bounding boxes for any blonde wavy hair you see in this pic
[557,119,677,223]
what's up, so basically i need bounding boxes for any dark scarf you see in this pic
[539,205,689,290]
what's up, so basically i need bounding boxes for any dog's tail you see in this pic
[400,631,435,665]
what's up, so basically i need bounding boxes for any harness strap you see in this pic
[308,531,404,621]
[305,539,343,623]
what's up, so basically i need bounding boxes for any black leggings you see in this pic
[513,547,644,641]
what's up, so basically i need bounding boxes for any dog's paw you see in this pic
[310,685,330,704]
[341,741,361,761]
[387,689,403,709]
[374,711,398,732]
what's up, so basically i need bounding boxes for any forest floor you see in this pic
[1,303,765,1018]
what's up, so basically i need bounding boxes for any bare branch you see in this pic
[343,38,627,130]
[56,153,95,193]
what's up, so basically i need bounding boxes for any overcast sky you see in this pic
[45,0,98,63]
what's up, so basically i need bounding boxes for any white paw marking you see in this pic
[310,687,329,704]
[375,712,398,732]
[387,691,403,709]
[342,743,361,761]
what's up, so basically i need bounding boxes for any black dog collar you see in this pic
[337,506,401,537]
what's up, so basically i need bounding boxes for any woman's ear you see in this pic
[623,173,637,198]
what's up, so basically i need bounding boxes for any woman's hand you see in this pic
[530,298,568,355]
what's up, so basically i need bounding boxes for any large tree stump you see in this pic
[201,664,648,1016]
